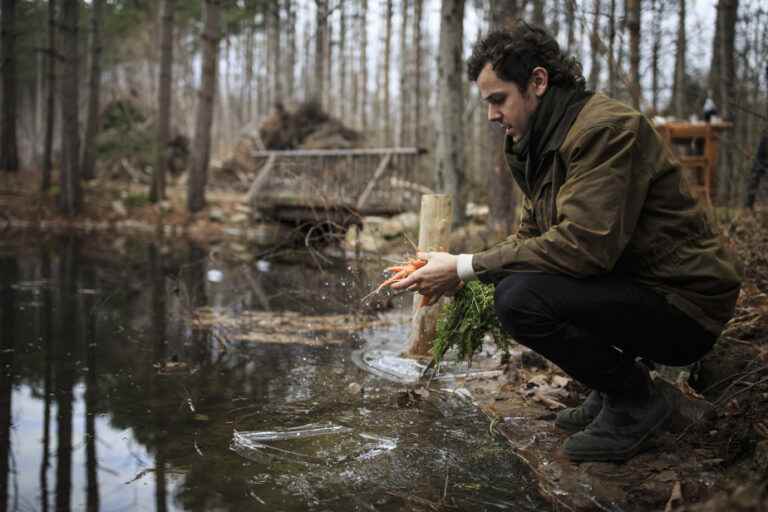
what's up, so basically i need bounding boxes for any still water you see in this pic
[0,235,545,511]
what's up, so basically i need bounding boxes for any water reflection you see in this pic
[0,236,546,511]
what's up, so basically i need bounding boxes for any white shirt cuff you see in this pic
[456,254,477,282]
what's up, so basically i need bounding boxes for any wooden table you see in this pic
[654,121,732,208]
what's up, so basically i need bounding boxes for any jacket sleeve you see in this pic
[472,121,653,279]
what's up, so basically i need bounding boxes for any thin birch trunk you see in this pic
[589,0,601,91]
[650,0,661,114]
[325,18,333,113]
[243,23,254,123]
[412,0,423,138]
[626,0,641,109]
[285,0,296,101]
[270,0,282,103]
[718,0,738,203]
[607,0,616,97]
[397,0,410,146]
[303,20,311,102]
[709,4,722,109]
[383,0,393,146]
[360,0,369,128]
[673,0,686,118]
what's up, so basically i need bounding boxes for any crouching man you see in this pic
[392,22,741,463]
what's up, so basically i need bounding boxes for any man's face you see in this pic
[477,63,545,141]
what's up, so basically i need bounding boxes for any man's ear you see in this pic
[530,67,549,97]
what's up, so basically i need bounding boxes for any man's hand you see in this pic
[390,251,463,305]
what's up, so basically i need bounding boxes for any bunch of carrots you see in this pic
[364,257,433,307]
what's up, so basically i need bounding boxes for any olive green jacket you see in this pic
[473,93,741,335]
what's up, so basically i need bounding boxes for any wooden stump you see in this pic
[407,194,452,357]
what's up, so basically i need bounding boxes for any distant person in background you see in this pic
[745,131,768,209]
[703,94,718,123]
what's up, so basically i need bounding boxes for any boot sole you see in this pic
[564,406,673,463]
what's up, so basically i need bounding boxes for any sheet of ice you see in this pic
[234,422,352,442]
[353,349,426,383]
[231,423,398,468]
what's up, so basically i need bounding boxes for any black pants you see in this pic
[493,273,717,395]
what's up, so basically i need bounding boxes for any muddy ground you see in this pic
[2,169,767,511]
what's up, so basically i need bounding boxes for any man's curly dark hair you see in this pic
[467,21,585,92]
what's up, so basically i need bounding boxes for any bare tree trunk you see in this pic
[435,0,465,226]
[709,4,722,109]
[589,0,601,91]
[269,0,282,104]
[152,0,175,202]
[565,0,576,54]
[187,0,220,213]
[359,0,369,128]
[81,0,104,181]
[532,0,545,27]
[313,0,328,105]
[717,0,738,204]
[485,0,519,236]
[1,0,19,171]
[325,21,333,113]
[242,23,254,122]
[718,0,737,122]
[650,0,661,114]
[59,0,81,215]
[412,0,422,138]
[551,0,560,37]
[607,0,617,97]
[673,0,686,118]
[339,1,348,120]
[626,0,641,109]
[42,0,56,192]
[303,19,311,102]
[383,0,393,146]
[397,0,410,146]
[284,0,296,102]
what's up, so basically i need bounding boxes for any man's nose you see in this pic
[488,104,501,123]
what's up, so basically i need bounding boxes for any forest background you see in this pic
[0,0,766,227]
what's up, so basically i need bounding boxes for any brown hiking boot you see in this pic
[555,390,603,433]
[563,376,672,463]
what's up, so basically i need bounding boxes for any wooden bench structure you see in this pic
[655,121,733,208]
[244,148,429,225]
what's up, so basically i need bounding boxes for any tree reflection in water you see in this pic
[0,236,545,512]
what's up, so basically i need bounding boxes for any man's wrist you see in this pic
[456,254,477,282]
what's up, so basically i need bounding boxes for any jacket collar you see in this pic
[505,85,593,197]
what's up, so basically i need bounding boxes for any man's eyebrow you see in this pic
[483,92,506,102]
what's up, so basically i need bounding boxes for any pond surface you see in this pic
[0,235,546,511]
